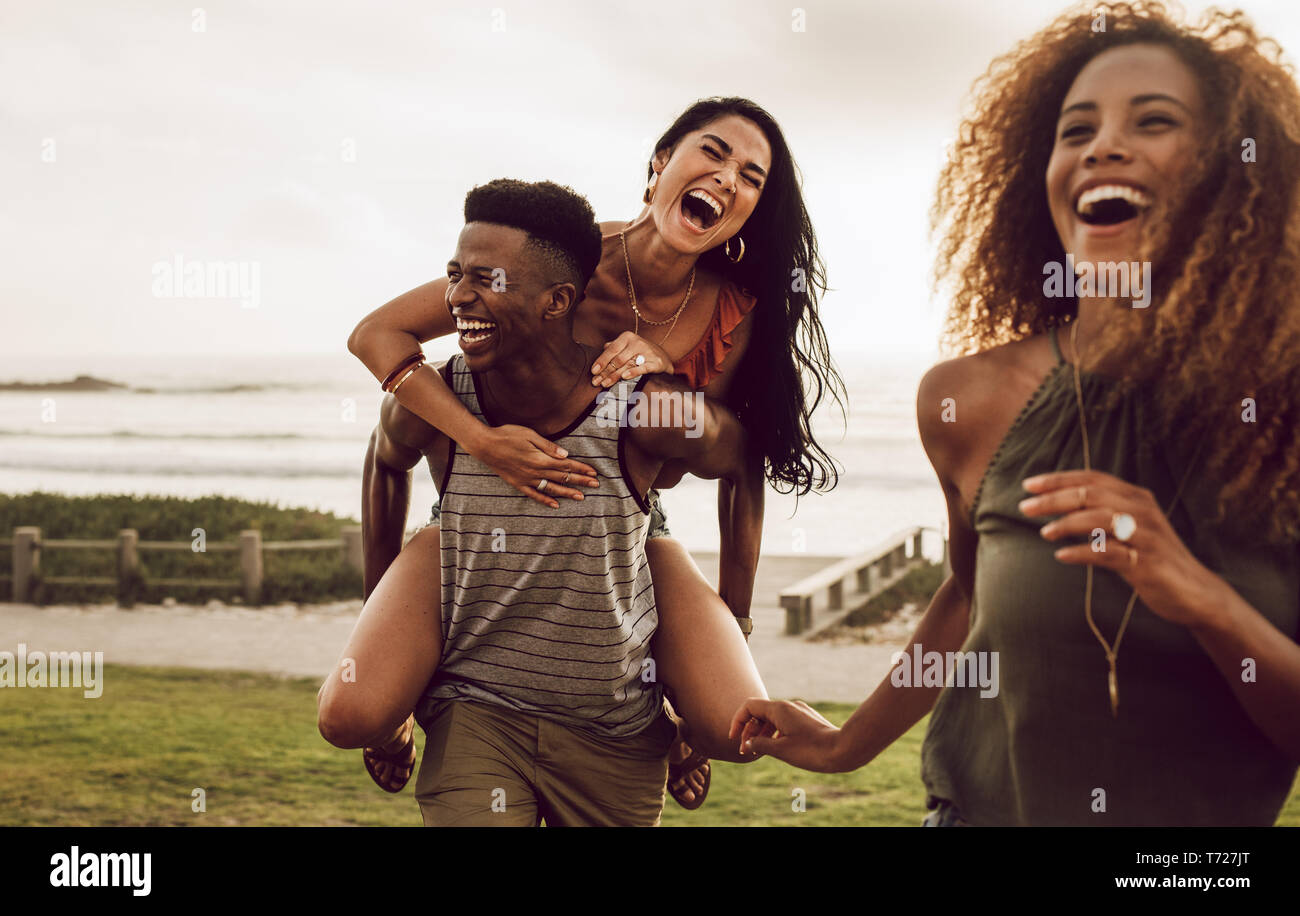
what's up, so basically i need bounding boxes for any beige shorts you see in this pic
[414,698,677,827]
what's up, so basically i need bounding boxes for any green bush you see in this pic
[0,492,363,606]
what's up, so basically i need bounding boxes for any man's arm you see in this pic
[362,379,444,599]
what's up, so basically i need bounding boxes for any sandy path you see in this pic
[0,552,912,704]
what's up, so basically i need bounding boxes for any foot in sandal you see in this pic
[363,714,417,793]
[667,729,711,810]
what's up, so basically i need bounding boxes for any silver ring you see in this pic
[537,479,548,492]
[1112,512,1137,542]
[563,472,570,484]
[635,354,646,366]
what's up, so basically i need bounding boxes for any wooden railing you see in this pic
[5,522,948,622]
[778,527,946,636]
[2,526,364,608]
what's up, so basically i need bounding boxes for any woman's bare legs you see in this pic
[646,536,768,765]
[316,525,443,772]
[317,526,764,796]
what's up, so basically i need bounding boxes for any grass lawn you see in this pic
[2,665,1297,827]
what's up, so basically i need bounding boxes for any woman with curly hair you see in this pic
[733,2,1300,826]
[323,97,844,810]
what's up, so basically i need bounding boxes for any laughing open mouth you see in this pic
[1075,184,1152,226]
[456,316,497,343]
[681,189,723,230]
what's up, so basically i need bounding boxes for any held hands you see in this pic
[591,332,673,388]
[1022,469,1233,629]
[727,699,843,772]
[469,424,600,509]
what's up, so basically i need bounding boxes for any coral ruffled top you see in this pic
[671,281,758,389]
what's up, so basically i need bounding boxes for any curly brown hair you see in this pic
[932,0,1300,545]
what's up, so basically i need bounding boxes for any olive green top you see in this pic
[920,326,1300,826]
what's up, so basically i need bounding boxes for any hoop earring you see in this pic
[725,235,745,263]
[643,173,659,205]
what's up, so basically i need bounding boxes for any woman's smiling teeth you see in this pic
[681,188,724,230]
[1075,184,1153,225]
[456,317,496,342]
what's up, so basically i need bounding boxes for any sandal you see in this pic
[667,739,711,810]
[363,714,417,793]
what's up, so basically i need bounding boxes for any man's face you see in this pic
[445,222,544,371]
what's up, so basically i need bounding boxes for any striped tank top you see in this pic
[421,353,663,738]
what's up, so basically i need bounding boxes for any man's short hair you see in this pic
[463,179,603,294]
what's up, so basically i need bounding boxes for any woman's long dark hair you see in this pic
[649,97,845,494]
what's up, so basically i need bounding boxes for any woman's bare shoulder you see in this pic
[921,335,1054,400]
[917,335,1056,472]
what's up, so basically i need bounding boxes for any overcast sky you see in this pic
[4,0,1299,360]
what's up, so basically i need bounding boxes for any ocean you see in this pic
[0,348,947,559]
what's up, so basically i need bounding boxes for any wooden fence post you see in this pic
[783,596,811,636]
[117,528,139,609]
[240,529,263,605]
[13,527,39,604]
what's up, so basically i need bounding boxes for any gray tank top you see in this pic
[421,354,663,738]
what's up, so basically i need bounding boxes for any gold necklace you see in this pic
[1068,320,1202,717]
[619,227,694,348]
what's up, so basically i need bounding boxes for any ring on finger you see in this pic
[1077,485,1087,509]
[1127,545,1139,567]
[1112,511,1137,542]
[563,472,570,484]
[537,479,548,492]
[635,354,646,366]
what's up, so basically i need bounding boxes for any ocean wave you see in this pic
[0,459,928,488]
[0,458,363,479]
